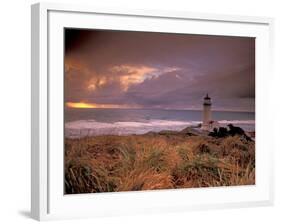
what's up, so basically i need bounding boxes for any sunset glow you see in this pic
[87,77,107,91]
[66,102,98,108]
[66,102,140,109]
[64,29,255,112]
[112,65,157,91]
[111,65,180,91]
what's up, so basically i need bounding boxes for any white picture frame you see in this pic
[31,2,274,221]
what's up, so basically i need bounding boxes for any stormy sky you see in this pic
[64,29,255,112]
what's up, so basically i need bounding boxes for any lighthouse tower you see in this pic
[202,94,212,130]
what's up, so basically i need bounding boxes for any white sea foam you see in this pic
[65,119,199,138]
[65,119,255,138]
[218,120,255,124]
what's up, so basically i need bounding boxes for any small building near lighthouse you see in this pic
[202,94,219,131]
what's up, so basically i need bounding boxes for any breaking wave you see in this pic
[65,119,255,138]
[218,120,255,124]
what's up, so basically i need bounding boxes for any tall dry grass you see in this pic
[64,133,255,194]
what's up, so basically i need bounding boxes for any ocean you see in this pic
[65,108,255,138]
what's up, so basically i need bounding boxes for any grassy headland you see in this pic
[64,127,255,194]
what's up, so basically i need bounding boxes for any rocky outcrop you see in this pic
[209,124,252,141]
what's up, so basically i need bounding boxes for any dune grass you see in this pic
[64,133,255,194]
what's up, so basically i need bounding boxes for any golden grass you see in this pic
[64,134,255,194]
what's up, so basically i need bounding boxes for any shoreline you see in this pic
[65,120,255,139]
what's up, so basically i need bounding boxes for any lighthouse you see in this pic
[202,94,212,130]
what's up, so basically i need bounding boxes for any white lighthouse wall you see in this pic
[202,105,211,129]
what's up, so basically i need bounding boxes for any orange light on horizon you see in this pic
[66,102,99,108]
[66,102,140,109]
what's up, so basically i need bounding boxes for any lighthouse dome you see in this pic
[204,93,211,100]
[203,94,212,106]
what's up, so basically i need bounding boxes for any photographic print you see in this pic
[64,29,255,194]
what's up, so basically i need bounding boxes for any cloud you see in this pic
[64,29,255,111]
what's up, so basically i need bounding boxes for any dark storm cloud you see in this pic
[65,29,255,111]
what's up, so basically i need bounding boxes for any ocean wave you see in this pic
[65,119,198,137]
[65,119,200,129]
[218,120,255,124]
[65,119,255,138]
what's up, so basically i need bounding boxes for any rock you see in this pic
[209,124,253,141]
[209,127,228,138]
[227,124,252,141]
[180,127,201,136]
[227,124,245,136]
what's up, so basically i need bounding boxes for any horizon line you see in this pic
[65,106,254,113]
